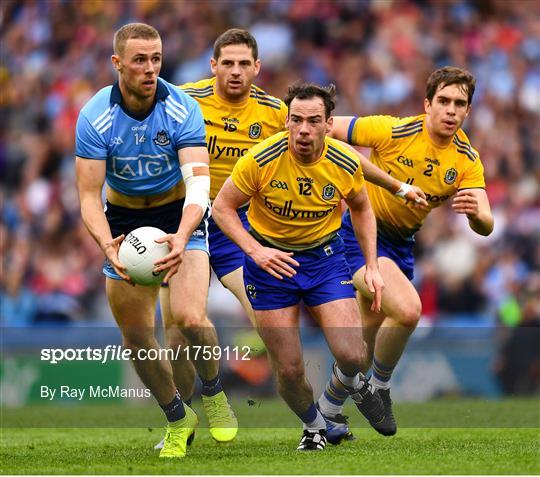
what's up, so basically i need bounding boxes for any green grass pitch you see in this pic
[1,398,539,474]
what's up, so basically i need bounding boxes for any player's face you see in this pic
[112,38,162,102]
[424,83,471,144]
[211,44,261,102]
[286,97,332,162]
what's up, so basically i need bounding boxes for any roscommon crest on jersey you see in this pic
[347,114,485,242]
[179,77,288,200]
[118,227,168,286]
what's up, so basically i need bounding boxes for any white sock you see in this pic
[335,366,360,389]
[370,375,390,391]
[302,410,327,431]
[317,394,344,418]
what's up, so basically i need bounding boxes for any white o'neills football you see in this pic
[118,226,169,286]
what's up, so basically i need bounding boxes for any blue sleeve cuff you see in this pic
[347,117,358,144]
[177,142,208,150]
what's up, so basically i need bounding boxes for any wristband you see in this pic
[394,182,413,198]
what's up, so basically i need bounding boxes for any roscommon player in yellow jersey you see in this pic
[156,30,286,446]
[179,29,287,310]
[317,66,494,437]
[213,83,393,451]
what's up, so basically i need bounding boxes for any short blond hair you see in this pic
[113,23,160,56]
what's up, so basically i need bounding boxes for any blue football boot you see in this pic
[317,403,355,445]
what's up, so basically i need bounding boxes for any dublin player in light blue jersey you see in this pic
[75,23,236,459]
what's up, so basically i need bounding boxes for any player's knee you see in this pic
[276,363,305,386]
[173,308,208,329]
[334,349,364,376]
[398,299,422,328]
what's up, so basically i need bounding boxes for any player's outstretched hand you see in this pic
[451,189,479,218]
[153,233,185,283]
[104,234,133,284]
[404,185,428,209]
[252,246,300,280]
[363,266,385,313]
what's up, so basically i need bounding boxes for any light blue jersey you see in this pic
[75,78,206,196]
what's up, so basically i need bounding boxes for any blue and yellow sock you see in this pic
[371,357,394,390]
[318,378,348,417]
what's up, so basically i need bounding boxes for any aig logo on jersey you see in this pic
[249,122,262,139]
[153,130,171,146]
[322,183,336,201]
[444,168,457,184]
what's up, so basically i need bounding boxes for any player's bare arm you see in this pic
[345,187,384,312]
[212,177,299,280]
[328,116,355,141]
[338,140,428,209]
[154,146,210,282]
[75,156,130,281]
[452,188,494,236]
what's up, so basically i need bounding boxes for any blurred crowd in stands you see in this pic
[1,0,539,335]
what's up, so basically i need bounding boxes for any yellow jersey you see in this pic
[232,132,365,248]
[179,77,288,200]
[348,114,485,241]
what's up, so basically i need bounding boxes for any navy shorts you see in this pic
[340,210,415,280]
[243,235,356,311]
[208,206,249,279]
[103,200,208,280]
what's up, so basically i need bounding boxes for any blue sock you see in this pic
[185,397,192,407]
[297,403,317,424]
[160,390,186,422]
[297,402,326,429]
[201,374,223,397]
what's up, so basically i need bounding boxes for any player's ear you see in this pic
[111,54,121,72]
[424,98,431,114]
[326,116,333,134]
[254,59,261,76]
[285,114,290,129]
[210,57,218,75]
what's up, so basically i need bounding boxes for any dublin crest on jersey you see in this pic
[322,183,336,200]
[249,122,262,139]
[444,168,457,185]
[153,130,171,146]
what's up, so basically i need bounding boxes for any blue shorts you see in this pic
[103,200,208,280]
[243,235,356,311]
[340,210,415,280]
[208,206,249,279]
